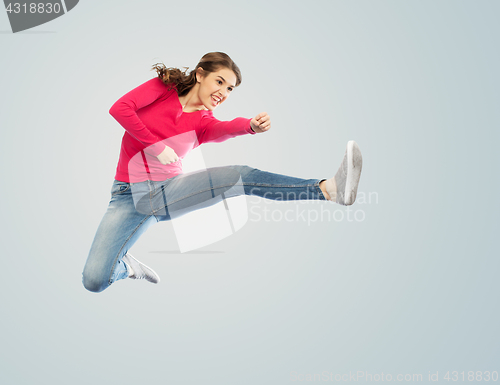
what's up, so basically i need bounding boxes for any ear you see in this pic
[195,67,205,83]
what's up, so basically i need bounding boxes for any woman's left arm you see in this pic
[198,112,271,144]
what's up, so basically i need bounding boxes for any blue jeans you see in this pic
[82,165,326,293]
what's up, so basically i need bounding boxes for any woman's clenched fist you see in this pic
[250,112,271,133]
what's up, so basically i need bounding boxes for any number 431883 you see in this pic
[5,3,62,14]
[444,371,498,382]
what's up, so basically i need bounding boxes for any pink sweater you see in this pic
[109,77,255,183]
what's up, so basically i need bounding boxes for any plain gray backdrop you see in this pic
[1,1,498,384]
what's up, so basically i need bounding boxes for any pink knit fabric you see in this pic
[109,77,254,182]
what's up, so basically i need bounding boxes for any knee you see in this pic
[228,165,254,178]
[82,273,108,293]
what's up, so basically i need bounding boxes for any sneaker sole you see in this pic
[141,267,161,284]
[344,141,363,205]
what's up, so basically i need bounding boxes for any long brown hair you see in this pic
[151,52,242,97]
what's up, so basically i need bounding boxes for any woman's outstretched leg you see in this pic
[144,141,363,217]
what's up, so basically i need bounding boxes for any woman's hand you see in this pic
[156,145,179,165]
[250,112,271,133]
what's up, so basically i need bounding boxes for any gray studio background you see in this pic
[1,1,499,384]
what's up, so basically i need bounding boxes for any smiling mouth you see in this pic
[211,95,221,106]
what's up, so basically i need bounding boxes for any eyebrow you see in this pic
[217,76,235,88]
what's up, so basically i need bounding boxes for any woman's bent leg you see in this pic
[82,181,158,293]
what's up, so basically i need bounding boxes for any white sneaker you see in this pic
[325,140,363,206]
[122,253,160,284]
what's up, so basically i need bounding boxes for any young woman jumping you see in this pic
[82,52,363,293]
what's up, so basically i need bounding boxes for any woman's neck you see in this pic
[178,84,207,113]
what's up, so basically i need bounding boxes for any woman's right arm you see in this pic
[109,78,172,157]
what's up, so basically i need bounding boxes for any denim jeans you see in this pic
[82,165,326,293]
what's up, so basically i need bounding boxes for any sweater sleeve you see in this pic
[109,78,173,156]
[197,112,255,144]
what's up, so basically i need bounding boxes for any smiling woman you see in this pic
[81,51,363,293]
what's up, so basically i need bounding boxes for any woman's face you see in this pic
[196,67,237,111]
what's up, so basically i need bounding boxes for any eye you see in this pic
[217,80,223,85]
[227,87,233,92]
